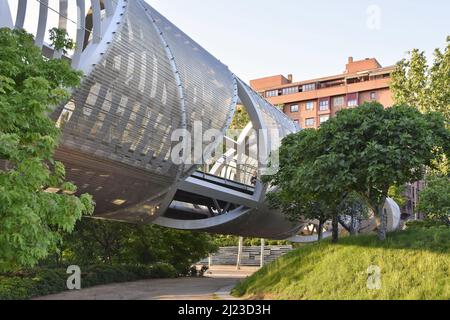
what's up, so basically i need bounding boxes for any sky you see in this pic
[4,0,449,83]
[147,0,450,83]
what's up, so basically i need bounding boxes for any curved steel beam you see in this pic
[35,0,49,48]
[103,0,114,17]
[77,0,126,75]
[71,0,86,69]
[15,0,27,30]
[53,0,68,59]
[90,0,101,44]
[0,0,13,29]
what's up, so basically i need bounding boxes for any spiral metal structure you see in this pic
[0,0,401,240]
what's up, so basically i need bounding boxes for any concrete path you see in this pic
[35,266,258,301]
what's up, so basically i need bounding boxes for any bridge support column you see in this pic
[260,239,265,268]
[236,237,243,270]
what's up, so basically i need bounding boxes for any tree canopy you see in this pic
[390,36,450,215]
[230,105,251,130]
[263,126,344,242]
[418,175,450,226]
[391,36,449,122]
[55,219,218,274]
[265,102,449,241]
[0,28,94,271]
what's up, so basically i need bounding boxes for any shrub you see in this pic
[29,269,67,297]
[60,220,218,273]
[0,277,34,300]
[148,262,177,279]
[406,220,449,230]
[418,175,450,225]
[0,263,178,300]
[82,265,136,287]
[213,235,289,247]
[0,269,67,300]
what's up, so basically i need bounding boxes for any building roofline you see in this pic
[255,65,396,92]
[250,74,289,82]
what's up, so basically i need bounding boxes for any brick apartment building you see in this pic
[250,57,395,129]
[250,57,421,220]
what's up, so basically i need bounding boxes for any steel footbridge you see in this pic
[0,0,401,241]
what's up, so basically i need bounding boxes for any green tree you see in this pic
[337,192,370,236]
[264,129,342,243]
[48,28,75,54]
[418,175,450,225]
[391,36,450,202]
[429,38,450,121]
[388,185,407,208]
[61,219,132,266]
[391,36,450,121]
[266,102,449,242]
[0,28,94,271]
[318,102,448,240]
[391,49,429,112]
[59,219,218,274]
[230,105,251,130]
[147,226,218,273]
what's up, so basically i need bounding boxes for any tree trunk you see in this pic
[376,201,388,241]
[318,220,324,241]
[332,214,339,243]
[55,252,62,267]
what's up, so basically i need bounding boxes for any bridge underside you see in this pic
[1,0,401,241]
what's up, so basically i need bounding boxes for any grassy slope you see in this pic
[232,227,450,300]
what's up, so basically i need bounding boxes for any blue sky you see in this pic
[147,0,450,82]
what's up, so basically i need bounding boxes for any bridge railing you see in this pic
[1,0,123,71]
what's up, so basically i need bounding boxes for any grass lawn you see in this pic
[232,227,450,300]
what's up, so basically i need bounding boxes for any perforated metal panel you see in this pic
[142,2,238,171]
[56,0,183,219]
[239,80,298,148]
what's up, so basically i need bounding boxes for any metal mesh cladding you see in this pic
[241,81,298,147]
[142,2,238,172]
[58,1,182,207]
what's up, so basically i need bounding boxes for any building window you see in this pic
[302,83,316,92]
[290,104,299,113]
[319,99,329,111]
[347,99,358,107]
[305,118,315,127]
[320,115,330,124]
[333,96,345,107]
[347,93,359,107]
[305,101,314,111]
[282,86,298,95]
[265,90,279,98]
[370,92,377,100]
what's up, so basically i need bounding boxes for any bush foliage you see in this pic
[0,28,93,271]
[43,218,218,276]
[0,263,177,300]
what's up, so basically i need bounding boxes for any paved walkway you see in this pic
[35,266,258,301]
